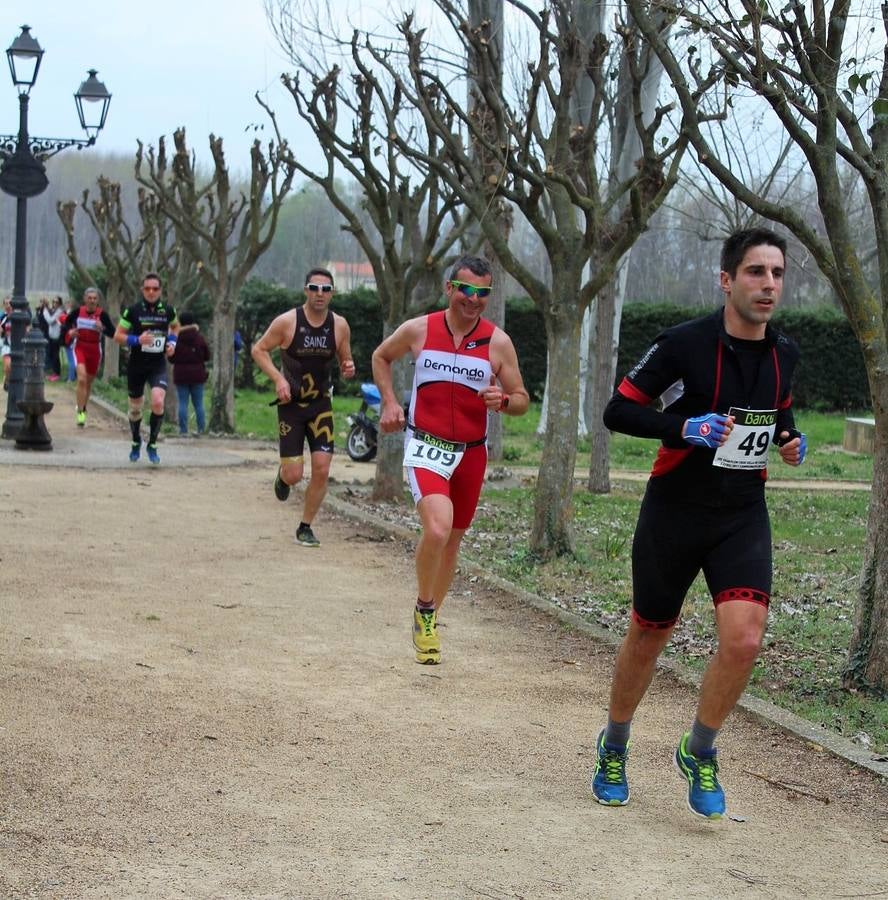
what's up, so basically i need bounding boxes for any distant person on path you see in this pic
[372,255,529,665]
[251,266,355,547]
[42,297,65,380]
[33,298,50,343]
[60,287,116,427]
[114,273,178,465]
[1,297,11,390]
[590,227,807,820]
[233,329,244,374]
[61,299,78,381]
[170,310,210,435]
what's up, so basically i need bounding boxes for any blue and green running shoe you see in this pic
[674,731,725,819]
[129,441,141,463]
[147,444,160,465]
[590,729,629,806]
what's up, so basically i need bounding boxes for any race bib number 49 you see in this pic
[404,429,466,480]
[712,408,777,470]
[142,333,166,354]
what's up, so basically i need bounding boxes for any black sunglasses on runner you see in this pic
[306,283,333,294]
[450,280,492,299]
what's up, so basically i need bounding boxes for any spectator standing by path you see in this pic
[1,297,11,390]
[114,273,178,465]
[171,311,210,435]
[251,266,355,548]
[42,297,65,381]
[60,287,115,427]
[61,299,78,381]
[372,255,529,665]
[234,329,244,375]
[590,227,807,820]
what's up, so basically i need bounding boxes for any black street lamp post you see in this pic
[0,25,110,440]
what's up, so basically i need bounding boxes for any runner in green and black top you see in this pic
[590,228,807,820]
[251,266,355,547]
[114,272,179,465]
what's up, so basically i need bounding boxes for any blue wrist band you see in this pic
[126,334,138,348]
[166,334,177,346]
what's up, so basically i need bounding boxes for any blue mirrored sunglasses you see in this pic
[450,280,491,299]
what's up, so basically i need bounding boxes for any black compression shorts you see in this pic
[278,396,334,459]
[127,360,168,397]
[630,486,772,629]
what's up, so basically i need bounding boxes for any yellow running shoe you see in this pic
[76,409,86,428]
[413,607,441,665]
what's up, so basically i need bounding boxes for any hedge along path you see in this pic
[1,397,887,897]
[322,289,872,409]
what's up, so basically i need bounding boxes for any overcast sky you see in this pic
[0,0,368,175]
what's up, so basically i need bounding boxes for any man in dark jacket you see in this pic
[170,310,210,435]
[590,227,807,820]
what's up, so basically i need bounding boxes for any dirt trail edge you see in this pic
[1,396,886,899]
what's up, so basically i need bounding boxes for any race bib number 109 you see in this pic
[712,407,777,470]
[404,429,466,480]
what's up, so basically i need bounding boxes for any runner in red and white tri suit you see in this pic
[60,286,116,427]
[372,255,529,664]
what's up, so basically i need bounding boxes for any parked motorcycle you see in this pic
[346,382,382,462]
[345,382,411,462]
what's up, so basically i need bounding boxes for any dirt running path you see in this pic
[1,400,886,898]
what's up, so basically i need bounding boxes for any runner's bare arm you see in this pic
[372,317,426,432]
[486,330,530,416]
[113,321,149,348]
[165,316,181,357]
[252,312,296,404]
[335,314,355,379]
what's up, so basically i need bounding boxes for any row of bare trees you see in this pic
[258,0,888,691]
[59,129,295,432]
[52,0,887,692]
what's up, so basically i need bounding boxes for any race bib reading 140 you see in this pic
[404,429,466,480]
[712,407,777,470]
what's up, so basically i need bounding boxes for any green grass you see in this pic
[500,407,873,483]
[464,483,885,754]
[88,377,873,484]
[89,377,366,443]
[81,376,883,752]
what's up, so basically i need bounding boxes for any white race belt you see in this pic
[404,428,467,480]
[712,407,777,470]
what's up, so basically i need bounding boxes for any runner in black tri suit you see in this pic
[113,273,178,465]
[590,228,807,820]
[251,266,355,547]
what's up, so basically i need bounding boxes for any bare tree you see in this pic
[57,178,203,379]
[582,1,671,494]
[261,10,473,500]
[135,129,295,433]
[467,0,510,461]
[626,0,888,691]
[370,1,699,556]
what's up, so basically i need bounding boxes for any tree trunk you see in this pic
[530,290,584,558]
[371,333,410,503]
[485,249,506,461]
[209,299,236,433]
[164,359,179,425]
[586,263,627,493]
[102,286,122,380]
[844,373,888,692]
